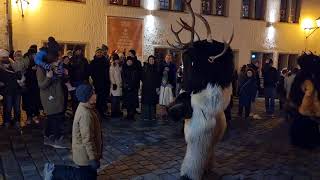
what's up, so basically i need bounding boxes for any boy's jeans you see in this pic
[4,94,21,124]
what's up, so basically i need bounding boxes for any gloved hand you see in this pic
[88,160,100,170]
[112,84,117,91]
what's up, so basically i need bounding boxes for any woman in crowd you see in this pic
[141,55,160,121]
[22,48,41,125]
[0,49,23,128]
[37,47,67,149]
[109,53,123,118]
[122,56,140,121]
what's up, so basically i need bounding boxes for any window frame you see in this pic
[109,0,141,7]
[200,0,228,17]
[241,0,266,21]
[159,0,185,12]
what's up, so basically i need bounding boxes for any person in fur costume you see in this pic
[167,0,234,179]
[288,52,320,150]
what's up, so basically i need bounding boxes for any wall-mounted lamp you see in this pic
[16,0,30,17]
[303,17,320,39]
[266,22,274,27]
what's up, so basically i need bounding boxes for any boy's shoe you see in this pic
[52,136,69,149]
[44,135,55,147]
[4,122,10,128]
[26,118,32,125]
[43,163,55,180]
[253,114,262,120]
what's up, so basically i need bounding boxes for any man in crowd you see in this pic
[262,59,279,117]
[90,48,110,119]
[69,45,90,114]
[247,60,262,120]
[128,49,142,113]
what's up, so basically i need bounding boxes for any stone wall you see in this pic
[0,0,8,49]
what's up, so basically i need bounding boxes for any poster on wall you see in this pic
[107,16,143,58]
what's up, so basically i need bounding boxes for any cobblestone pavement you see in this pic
[1,99,320,180]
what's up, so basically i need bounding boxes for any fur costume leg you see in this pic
[206,112,227,170]
[180,85,224,180]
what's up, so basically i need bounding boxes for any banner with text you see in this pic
[107,16,143,57]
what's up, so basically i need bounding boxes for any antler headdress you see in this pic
[167,0,234,63]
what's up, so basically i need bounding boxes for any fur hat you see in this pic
[76,84,94,103]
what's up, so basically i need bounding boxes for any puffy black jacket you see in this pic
[90,56,110,92]
[69,55,89,85]
[263,65,279,88]
[141,63,161,104]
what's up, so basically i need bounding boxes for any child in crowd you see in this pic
[238,68,257,119]
[159,67,174,120]
[43,84,101,180]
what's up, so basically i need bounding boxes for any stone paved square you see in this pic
[0,99,320,180]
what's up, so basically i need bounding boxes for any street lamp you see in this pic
[303,17,320,39]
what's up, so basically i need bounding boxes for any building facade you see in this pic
[8,0,320,70]
[0,0,8,49]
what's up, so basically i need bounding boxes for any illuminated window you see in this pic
[160,0,170,10]
[201,0,227,16]
[159,0,184,12]
[57,0,86,2]
[110,0,140,7]
[242,0,266,20]
[278,54,299,70]
[280,0,301,23]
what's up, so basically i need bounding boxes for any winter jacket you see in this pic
[262,65,279,88]
[141,63,161,105]
[37,67,64,115]
[69,55,90,86]
[72,102,102,166]
[0,64,22,96]
[90,56,110,93]
[22,60,41,112]
[109,64,122,97]
[122,64,140,108]
[239,77,257,107]
[247,63,260,91]
[284,74,296,99]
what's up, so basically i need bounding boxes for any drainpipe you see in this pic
[6,0,13,51]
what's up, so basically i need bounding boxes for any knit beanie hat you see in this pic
[96,47,103,53]
[101,44,108,51]
[0,49,9,58]
[76,84,94,103]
